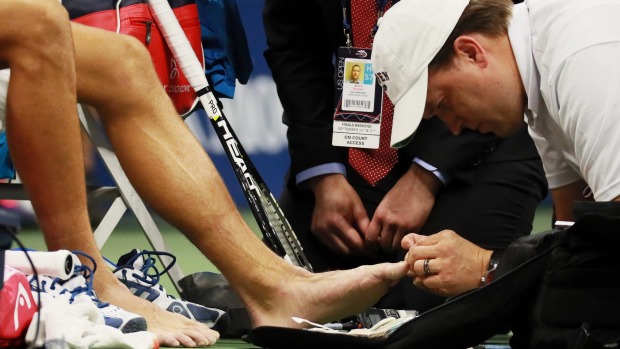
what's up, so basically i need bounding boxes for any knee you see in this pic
[2,0,73,72]
[77,32,163,115]
[28,0,70,29]
[33,6,73,55]
[106,35,159,90]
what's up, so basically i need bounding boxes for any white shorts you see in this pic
[0,69,9,131]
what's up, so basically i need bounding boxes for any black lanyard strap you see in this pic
[341,0,396,47]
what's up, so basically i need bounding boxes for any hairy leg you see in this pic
[61,23,217,347]
[72,22,409,328]
[0,0,100,275]
[2,2,217,347]
[0,2,220,346]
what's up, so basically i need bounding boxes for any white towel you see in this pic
[25,297,157,349]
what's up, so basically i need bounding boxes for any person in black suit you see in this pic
[263,0,547,312]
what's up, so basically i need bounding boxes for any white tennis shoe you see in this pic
[28,251,147,334]
[110,249,229,331]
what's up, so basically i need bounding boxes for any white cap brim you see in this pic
[390,68,428,148]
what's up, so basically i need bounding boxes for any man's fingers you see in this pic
[402,233,431,249]
[414,257,441,276]
[405,230,456,250]
[353,209,370,234]
[365,219,381,249]
[379,225,396,251]
[329,218,367,254]
[401,233,417,249]
[410,232,442,247]
[312,217,367,254]
[314,230,351,255]
[340,225,367,253]
[412,276,426,290]
[391,230,407,251]
[407,244,436,261]
[412,275,453,297]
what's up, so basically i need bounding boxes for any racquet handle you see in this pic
[5,250,75,280]
[147,0,211,97]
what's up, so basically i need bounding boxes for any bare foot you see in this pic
[244,261,409,328]
[96,276,219,347]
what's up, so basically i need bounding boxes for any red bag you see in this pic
[0,266,37,348]
[67,0,204,117]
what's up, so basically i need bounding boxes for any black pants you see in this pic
[279,154,547,313]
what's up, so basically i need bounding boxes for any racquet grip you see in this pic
[147,0,208,91]
[5,250,75,280]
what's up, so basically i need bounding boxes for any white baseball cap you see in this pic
[372,0,469,148]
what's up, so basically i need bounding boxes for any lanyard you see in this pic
[341,0,395,48]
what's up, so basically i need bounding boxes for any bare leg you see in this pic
[0,2,215,347]
[0,0,102,283]
[0,0,87,243]
[72,23,409,328]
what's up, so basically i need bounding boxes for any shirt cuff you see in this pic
[296,163,347,187]
[413,158,449,185]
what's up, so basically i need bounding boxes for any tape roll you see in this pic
[5,250,75,280]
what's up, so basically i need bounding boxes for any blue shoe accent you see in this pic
[27,250,147,333]
[111,249,229,330]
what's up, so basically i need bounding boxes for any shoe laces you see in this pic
[122,250,177,295]
[30,250,110,309]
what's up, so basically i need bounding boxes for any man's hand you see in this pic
[309,174,370,255]
[401,231,492,297]
[366,163,441,252]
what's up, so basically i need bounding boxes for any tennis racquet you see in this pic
[147,0,313,271]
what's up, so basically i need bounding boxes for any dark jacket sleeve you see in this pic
[404,118,501,175]
[263,0,346,178]
[405,119,541,183]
